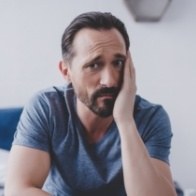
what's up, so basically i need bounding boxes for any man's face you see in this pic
[67,28,127,117]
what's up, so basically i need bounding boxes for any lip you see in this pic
[98,94,114,99]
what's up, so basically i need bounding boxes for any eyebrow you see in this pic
[114,53,126,60]
[90,53,126,62]
[90,55,102,62]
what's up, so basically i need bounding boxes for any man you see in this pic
[5,12,177,196]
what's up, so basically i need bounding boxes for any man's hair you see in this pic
[61,11,130,62]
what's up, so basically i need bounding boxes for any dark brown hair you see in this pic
[61,11,130,61]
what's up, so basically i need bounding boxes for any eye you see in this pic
[89,63,100,70]
[83,59,103,73]
[113,59,124,70]
[85,61,103,72]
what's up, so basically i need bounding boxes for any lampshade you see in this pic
[124,0,172,22]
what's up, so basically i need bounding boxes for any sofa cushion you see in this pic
[0,107,23,150]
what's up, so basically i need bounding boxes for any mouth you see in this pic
[97,94,116,101]
[99,93,115,98]
[92,87,119,103]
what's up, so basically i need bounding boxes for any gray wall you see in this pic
[0,0,196,190]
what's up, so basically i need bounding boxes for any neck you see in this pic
[76,98,113,143]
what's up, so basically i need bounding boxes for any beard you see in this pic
[77,86,120,118]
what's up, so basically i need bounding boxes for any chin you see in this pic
[92,107,113,118]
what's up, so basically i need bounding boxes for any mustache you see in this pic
[92,87,120,100]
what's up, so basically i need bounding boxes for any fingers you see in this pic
[123,51,137,92]
[127,51,136,79]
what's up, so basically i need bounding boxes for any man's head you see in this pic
[61,11,130,62]
[59,12,130,117]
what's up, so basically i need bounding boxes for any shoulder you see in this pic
[135,95,169,119]
[135,95,161,110]
[20,85,72,126]
[26,85,68,111]
[31,85,67,103]
[134,95,172,136]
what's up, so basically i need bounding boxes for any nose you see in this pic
[99,67,118,88]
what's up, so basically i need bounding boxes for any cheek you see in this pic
[70,70,100,94]
[70,75,90,97]
[69,70,84,86]
[71,75,87,89]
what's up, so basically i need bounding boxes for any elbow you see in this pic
[4,183,26,196]
[4,183,31,196]
[4,186,20,196]
[4,183,50,196]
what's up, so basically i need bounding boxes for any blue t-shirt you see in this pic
[13,84,172,196]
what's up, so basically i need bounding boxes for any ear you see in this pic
[58,61,71,82]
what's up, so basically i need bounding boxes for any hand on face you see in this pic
[113,51,137,123]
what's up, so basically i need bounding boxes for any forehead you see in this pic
[72,28,126,60]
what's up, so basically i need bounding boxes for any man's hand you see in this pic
[113,51,137,124]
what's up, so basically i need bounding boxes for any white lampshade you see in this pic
[124,0,172,22]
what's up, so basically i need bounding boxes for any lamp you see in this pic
[124,0,172,22]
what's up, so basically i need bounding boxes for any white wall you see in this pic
[0,0,196,190]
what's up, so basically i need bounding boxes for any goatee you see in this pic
[87,87,120,117]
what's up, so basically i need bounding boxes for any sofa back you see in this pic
[0,107,23,150]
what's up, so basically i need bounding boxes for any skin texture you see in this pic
[5,28,177,196]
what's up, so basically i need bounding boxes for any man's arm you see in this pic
[113,52,177,196]
[5,146,51,196]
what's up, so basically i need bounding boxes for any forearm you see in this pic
[117,120,176,196]
[5,186,51,196]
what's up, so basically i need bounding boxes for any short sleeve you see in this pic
[141,106,173,164]
[13,92,51,152]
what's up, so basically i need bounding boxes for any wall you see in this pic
[0,0,196,190]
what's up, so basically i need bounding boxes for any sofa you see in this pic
[0,107,23,150]
[0,107,23,195]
